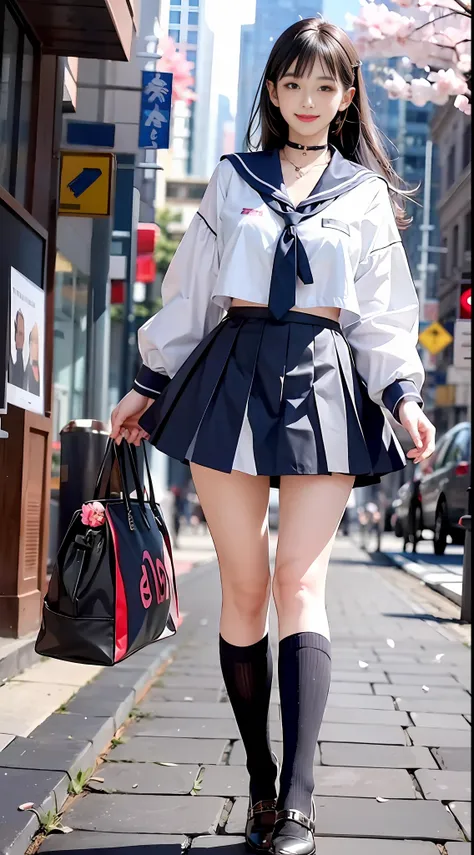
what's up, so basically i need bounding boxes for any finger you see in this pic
[127,427,140,445]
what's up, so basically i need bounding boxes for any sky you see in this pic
[206,0,361,116]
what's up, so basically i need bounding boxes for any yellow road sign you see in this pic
[418,321,453,355]
[59,152,115,217]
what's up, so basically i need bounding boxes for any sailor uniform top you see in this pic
[133,147,424,422]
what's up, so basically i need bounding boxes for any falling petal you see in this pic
[386,639,395,648]
[156,761,178,767]
[132,784,138,789]
[359,660,369,669]
[184,696,194,701]
[376,797,389,802]
[59,827,74,834]
[200,619,208,626]
[422,685,430,692]
[435,653,445,662]
[18,803,35,811]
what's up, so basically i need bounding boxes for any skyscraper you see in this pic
[235,0,322,151]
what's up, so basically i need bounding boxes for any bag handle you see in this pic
[92,440,140,532]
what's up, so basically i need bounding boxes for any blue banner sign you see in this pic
[138,70,173,149]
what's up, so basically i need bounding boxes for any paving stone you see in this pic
[386,674,464,687]
[409,713,470,730]
[314,841,439,855]
[66,685,135,719]
[29,713,116,751]
[156,675,224,690]
[320,743,437,769]
[41,832,185,853]
[0,767,69,855]
[432,748,471,771]
[319,723,405,745]
[415,770,471,801]
[323,708,410,726]
[445,844,472,853]
[130,717,239,740]
[313,766,416,798]
[448,802,471,839]
[0,735,93,775]
[200,765,249,797]
[0,680,83,737]
[332,670,389,683]
[139,699,279,720]
[383,664,455,675]
[108,736,227,764]
[148,688,222,703]
[65,793,226,834]
[226,796,463,840]
[326,694,395,710]
[88,762,199,794]
[329,683,374,695]
[191,839,247,851]
[408,728,471,748]
[398,698,471,715]
[375,685,469,698]
[228,740,319,767]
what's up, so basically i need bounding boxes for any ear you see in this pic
[339,86,356,112]
[266,79,279,107]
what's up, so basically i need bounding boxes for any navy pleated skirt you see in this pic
[139,306,406,488]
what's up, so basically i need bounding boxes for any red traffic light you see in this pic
[460,287,471,319]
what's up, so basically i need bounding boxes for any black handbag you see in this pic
[36,440,179,665]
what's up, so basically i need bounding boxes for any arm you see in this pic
[132,159,231,399]
[341,178,425,423]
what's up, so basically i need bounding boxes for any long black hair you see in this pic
[245,19,412,227]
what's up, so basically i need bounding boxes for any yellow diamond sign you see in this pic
[419,321,453,355]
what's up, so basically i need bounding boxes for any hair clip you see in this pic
[353,60,363,68]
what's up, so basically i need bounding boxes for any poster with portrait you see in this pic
[7,267,45,415]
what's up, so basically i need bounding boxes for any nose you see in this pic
[302,94,314,108]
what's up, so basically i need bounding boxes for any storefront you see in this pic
[0,0,135,637]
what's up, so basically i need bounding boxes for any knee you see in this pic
[273,560,325,609]
[222,571,271,620]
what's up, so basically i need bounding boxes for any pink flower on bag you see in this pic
[81,501,106,528]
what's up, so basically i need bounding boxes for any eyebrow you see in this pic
[281,73,336,81]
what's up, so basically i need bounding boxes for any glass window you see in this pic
[14,35,33,205]
[186,49,196,64]
[440,235,448,278]
[189,0,199,6]
[187,30,198,44]
[169,10,181,23]
[168,28,180,41]
[170,0,181,4]
[447,144,456,187]
[432,433,453,470]
[0,8,19,191]
[444,428,470,465]
[452,224,459,269]
[188,11,199,24]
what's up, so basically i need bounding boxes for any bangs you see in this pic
[275,29,348,84]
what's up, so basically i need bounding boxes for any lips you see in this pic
[295,114,319,122]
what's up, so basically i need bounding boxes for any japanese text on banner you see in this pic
[138,71,173,150]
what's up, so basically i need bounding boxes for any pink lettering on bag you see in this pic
[140,550,170,609]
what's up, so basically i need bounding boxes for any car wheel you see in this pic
[433,501,448,556]
[450,528,465,546]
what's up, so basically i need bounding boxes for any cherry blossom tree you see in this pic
[347,0,471,114]
[157,35,197,105]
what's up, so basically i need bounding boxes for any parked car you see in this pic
[418,422,471,555]
[391,463,422,550]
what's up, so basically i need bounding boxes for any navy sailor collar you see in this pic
[220,146,376,212]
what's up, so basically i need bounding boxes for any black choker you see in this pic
[285,141,328,156]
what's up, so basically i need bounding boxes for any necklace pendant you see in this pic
[302,147,307,156]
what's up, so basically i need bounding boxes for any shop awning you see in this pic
[18,0,135,61]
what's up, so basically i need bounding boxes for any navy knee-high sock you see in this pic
[276,632,331,838]
[219,634,278,804]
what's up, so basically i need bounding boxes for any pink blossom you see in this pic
[428,67,469,95]
[454,94,472,114]
[384,70,412,98]
[458,53,472,74]
[157,36,197,105]
[81,502,106,528]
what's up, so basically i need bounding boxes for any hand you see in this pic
[399,400,436,464]
[110,390,154,446]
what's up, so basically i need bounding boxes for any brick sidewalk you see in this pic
[39,539,470,855]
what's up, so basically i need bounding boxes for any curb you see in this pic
[0,637,39,683]
[377,549,462,609]
[0,640,177,855]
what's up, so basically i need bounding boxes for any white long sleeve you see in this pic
[340,178,425,419]
[133,162,230,398]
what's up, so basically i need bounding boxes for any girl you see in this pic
[111,19,435,855]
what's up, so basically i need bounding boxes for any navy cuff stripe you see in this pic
[383,379,423,423]
[134,365,170,399]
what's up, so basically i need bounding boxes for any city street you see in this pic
[25,536,471,855]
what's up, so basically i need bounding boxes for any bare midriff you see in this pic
[230,297,341,322]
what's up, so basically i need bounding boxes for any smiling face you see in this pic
[266,56,355,145]
[15,312,25,350]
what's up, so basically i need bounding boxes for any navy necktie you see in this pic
[268,210,314,320]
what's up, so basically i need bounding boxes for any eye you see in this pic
[284,82,300,90]
[319,85,334,92]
